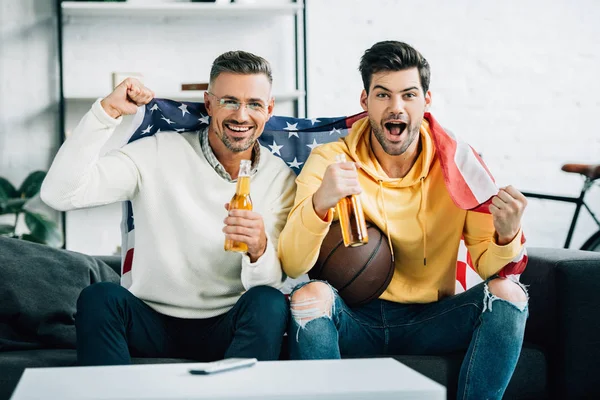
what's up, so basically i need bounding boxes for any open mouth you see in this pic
[384,121,407,137]
[225,123,254,140]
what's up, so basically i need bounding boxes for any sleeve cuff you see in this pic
[489,228,524,259]
[300,195,333,235]
[91,98,123,127]
[242,233,276,269]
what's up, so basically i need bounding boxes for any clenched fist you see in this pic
[100,78,155,119]
[489,185,528,245]
[312,160,362,220]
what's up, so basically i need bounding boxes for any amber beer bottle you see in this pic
[335,154,369,247]
[224,159,253,253]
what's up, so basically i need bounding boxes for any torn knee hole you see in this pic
[291,297,333,323]
[488,278,528,302]
[290,283,334,325]
[483,280,529,312]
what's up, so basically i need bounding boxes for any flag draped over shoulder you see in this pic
[118,98,527,291]
[424,112,528,284]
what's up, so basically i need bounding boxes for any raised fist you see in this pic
[100,78,155,119]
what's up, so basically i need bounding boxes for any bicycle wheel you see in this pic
[581,231,600,252]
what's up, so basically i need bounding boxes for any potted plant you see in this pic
[0,171,64,247]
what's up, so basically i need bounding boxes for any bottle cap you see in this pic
[239,159,252,176]
[335,154,347,163]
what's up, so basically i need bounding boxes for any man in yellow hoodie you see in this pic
[278,41,528,400]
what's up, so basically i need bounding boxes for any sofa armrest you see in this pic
[521,247,600,398]
[93,256,122,276]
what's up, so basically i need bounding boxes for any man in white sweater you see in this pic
[41,51,297,365]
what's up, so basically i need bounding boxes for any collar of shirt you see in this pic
[199,127,260,182]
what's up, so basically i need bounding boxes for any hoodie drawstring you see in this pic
[377,180,395,262]
[376,178,428,267]
[419,177,428,266]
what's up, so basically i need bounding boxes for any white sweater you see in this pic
[41,100,297,319]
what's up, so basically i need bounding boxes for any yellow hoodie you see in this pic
[278,116,524,304]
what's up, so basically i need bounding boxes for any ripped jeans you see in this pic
[288,278,528,400]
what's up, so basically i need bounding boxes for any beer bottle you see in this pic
[335,154,369,247]
[224,159,253,253]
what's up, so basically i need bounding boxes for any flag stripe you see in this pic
[427,114,497,210]
[456,261,467,290]
[123,248,134,275]
[454,141,498,204]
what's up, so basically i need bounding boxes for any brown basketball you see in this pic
[309,220,394,306]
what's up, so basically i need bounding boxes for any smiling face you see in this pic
[360,68,431,156]
[204,72,274,154]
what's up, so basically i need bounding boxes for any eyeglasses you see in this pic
[207,92,269,114]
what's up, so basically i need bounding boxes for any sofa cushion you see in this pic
[0,237,119,351]
[0,349,77,400]
[395,343,548,400]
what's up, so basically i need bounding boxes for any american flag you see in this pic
[119,98,526,292]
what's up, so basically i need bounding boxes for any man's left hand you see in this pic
[223,203,267,262]
[489,185,528,246]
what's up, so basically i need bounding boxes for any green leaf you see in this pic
[0,224,15,235]
[0,177,17,198]
[24,211,64,247]
[0,198,27,214]
[0,185,8,208]
[19,171,47,198]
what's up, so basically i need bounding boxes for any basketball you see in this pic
[309,220,394,306]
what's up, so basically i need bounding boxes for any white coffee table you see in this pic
[10,358,445,399]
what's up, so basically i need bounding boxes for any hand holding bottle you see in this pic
[312,157,362,220]
[223,204,267,263]
[223,159,267,262]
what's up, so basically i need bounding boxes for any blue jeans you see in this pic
[288,279,528,400]
[76,282,288,365]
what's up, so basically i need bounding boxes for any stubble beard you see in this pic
[370,117,421,156]
[220,132,256,153]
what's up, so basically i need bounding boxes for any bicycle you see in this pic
[521,163,600,252]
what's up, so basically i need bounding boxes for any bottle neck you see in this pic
[235,175,251,195]
[238,160,252,176]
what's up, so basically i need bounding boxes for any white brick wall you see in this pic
[307,0,600,249]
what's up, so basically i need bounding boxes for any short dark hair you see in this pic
[209,51,273,86]
[359,41,430,94]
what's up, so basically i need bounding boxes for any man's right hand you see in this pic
[100,78,155,119]
[312,161,362,220]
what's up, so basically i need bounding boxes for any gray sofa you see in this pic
[1,236,599,399]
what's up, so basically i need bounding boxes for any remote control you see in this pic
[188,358,257,375]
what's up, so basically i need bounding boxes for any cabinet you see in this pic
[57,0,306,254]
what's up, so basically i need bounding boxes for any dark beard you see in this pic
[370,117,420,156]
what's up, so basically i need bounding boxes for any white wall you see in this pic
[0,0,60,186]
[0,0,61,233]
[307,0,600,249]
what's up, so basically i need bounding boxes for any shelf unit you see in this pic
[64,89,305,103]
[56,0,307,254]
[59,0,307,117]
[61,1,303,18]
